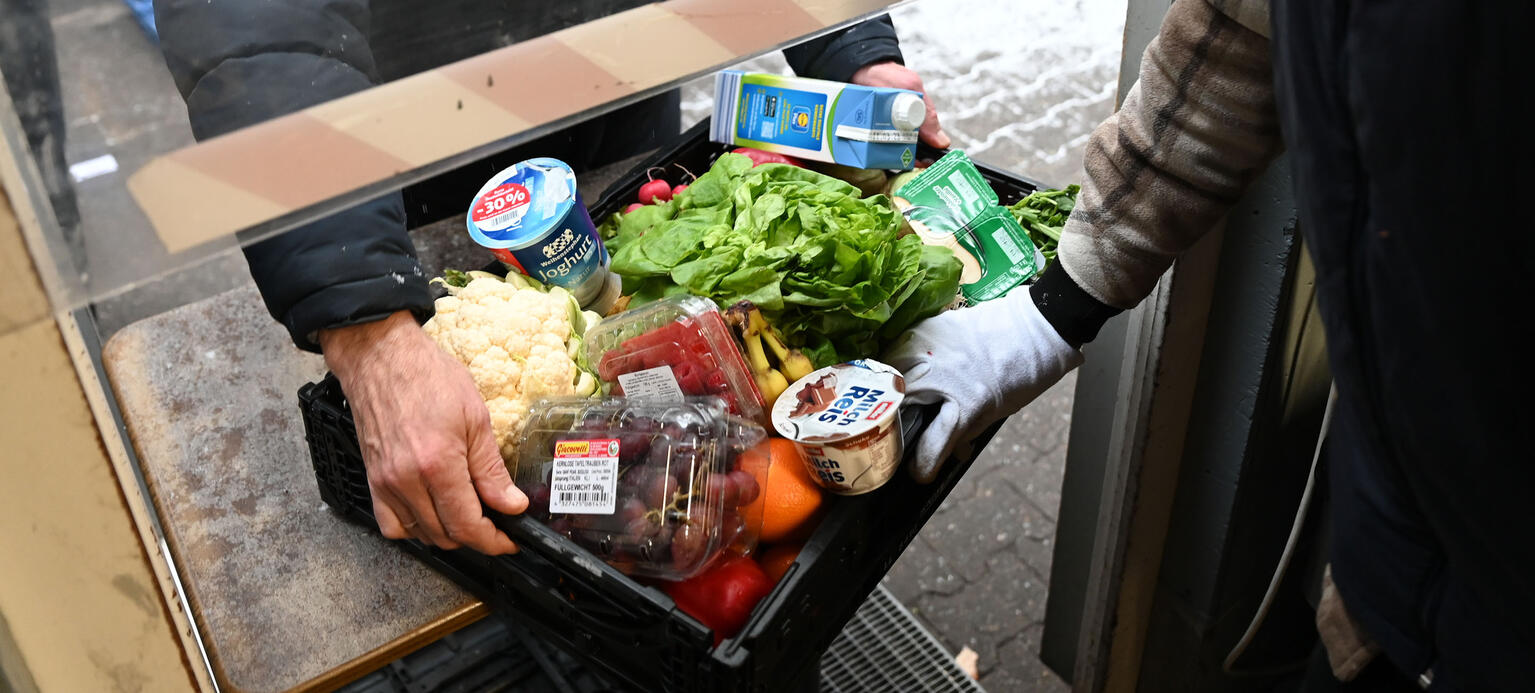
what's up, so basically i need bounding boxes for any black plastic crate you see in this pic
[303,119,1040,692]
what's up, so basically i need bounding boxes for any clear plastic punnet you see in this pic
[511,396,769,581]
[586,294,769,426]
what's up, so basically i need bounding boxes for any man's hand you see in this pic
[850,60,951,149]
[321,311,528,554]
[883,286,1083,483]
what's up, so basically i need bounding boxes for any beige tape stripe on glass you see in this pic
[129,0,898,253]
[439,37,638,127]
[670,0,826,57]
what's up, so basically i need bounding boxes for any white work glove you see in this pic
[884,285,1084,483]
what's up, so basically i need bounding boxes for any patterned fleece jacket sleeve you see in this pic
[1034,0,1283,345]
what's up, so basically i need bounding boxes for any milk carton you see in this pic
[710,70,925,170]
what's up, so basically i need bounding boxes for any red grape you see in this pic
[526,483,552,517]
[671,520,709,569]
[729,470,759,506]
[708,474,739,508]
[617,432,652,463]
[644,472,680,508]
[625,515,658,539]
[618,497,648,523]
[579,409,612,431]
[640,527,673,563]
[647,437,675,467]
[620,413,660,434]
[719,511,747,549]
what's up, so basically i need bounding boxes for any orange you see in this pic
[757,543,803,584]
[738,438,825,544]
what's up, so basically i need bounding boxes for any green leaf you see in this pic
[607,152,963,361]
[881,245,962,338]
[1006,184,1080,272]
[670,248,741,294]
[610,239,669,278]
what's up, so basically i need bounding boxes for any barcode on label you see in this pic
[549,447,619,515]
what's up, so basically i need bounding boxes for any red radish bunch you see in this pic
[624,166,699,213]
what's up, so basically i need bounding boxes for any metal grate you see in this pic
[819,585,987,693]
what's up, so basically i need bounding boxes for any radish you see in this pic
[674,183,689,195]
[638,168,673,204]
[624,202,644,214]
[638,178,673,204]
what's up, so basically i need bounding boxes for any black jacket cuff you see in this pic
[783,15,905,83]
[239,194,433,353]
[284,272,434,352]
[1031,264,1122,349]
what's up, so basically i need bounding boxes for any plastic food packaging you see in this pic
[465,157,614,307]
[893,150,1045,302]
[771,359,906,495]
[586,295,768,426]
[511,397,768,580]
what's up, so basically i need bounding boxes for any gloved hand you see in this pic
[884,285,1084,483]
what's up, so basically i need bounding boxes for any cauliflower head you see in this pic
[423,277,582,459]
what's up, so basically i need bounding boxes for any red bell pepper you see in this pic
[731,147,804,168]
[664,555,775,645]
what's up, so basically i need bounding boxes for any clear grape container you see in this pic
[511,396,768,580]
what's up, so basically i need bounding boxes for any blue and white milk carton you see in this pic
[710,70,926,170]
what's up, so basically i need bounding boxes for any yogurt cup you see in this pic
[771,359,906,495]
[466,157,611,306]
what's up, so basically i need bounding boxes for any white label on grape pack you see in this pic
[549,438,620,515]
[616,366,686,402]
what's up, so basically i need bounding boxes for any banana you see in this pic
[760,326,815,382]
[748,333,790,406]
[732,305,786,407]
[726,300,816,408]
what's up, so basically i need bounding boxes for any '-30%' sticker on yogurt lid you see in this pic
[772,359,906,443]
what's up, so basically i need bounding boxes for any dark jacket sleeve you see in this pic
[155,0,433,352]
[783,15,905,83]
